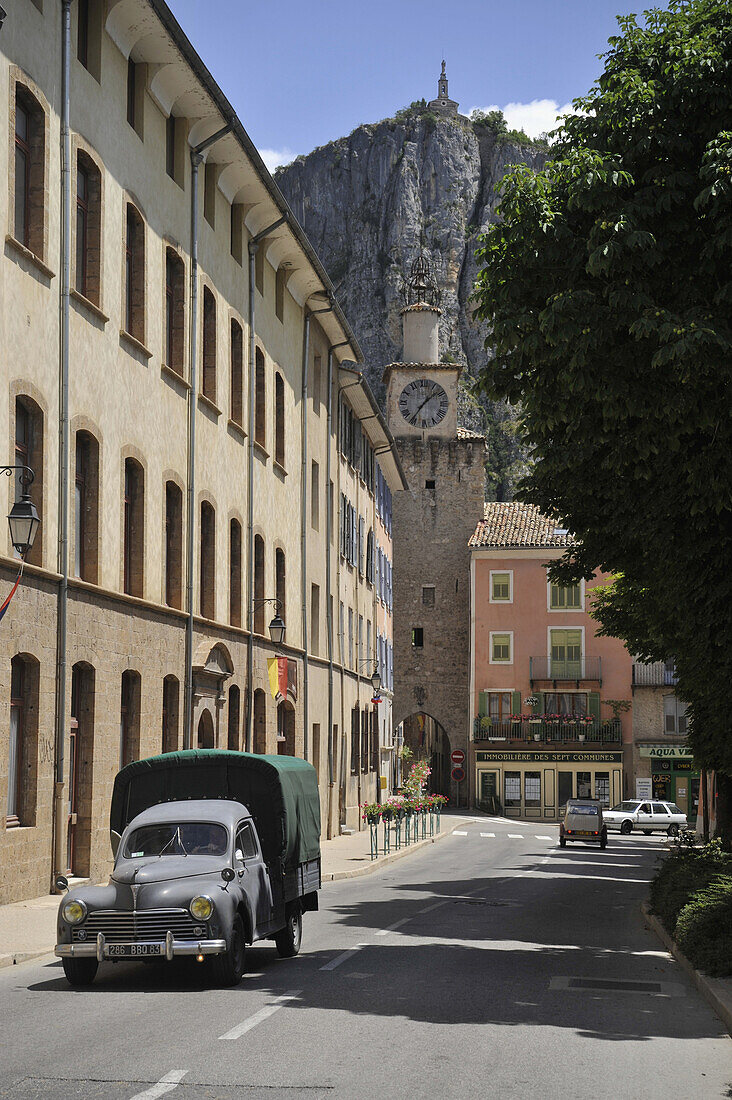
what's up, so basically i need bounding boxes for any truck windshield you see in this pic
[124,823,228,858]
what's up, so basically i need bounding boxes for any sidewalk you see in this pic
[0,812,471,971]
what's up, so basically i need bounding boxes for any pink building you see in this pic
[469,502,633,820]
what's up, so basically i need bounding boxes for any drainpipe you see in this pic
[300,311,311,760]
[183,123,231,750]
[244,217,285,751]
[52,0,72,889]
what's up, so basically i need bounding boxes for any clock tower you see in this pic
[385,253,485,801]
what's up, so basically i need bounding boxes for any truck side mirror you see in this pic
[110,830,122,859]
[221,867,235,883]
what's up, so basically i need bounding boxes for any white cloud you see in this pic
[469,99,574,139]
[259,147,300,173]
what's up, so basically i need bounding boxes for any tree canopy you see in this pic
[472,0,732,832]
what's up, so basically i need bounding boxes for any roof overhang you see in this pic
[106,0,361,365]
[338,364,408,491]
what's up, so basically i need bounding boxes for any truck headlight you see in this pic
[190,895,213,921]
[62,899,87,924]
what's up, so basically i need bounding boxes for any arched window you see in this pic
[230,319,243,425]
[75,151,101,305]
[255,347,266,446]
[274,371,285,467]
[164,481,182,609]
[7,654,39,828]
[74,430,99,583]
[228,685,240,751]
[13,83,46,257]
[15,396,44,567]
[197,709,214,749]
[69,662,95,874]
[164,248,184,374]
[200,501,215,620]
[124,203,145,342]
[202,286,217,403]
[275,547,286,623]
[229,518,242,627]
[123,458,144,596]
[162,675,179,753]
[120,669,141,768]
[254,534,265,634]
[253,689,267,754]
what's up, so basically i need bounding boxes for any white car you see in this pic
[604,799,687,836]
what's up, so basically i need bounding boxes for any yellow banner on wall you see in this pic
[267,657,288,701]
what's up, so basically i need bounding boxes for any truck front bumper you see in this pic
[55,932,227,962]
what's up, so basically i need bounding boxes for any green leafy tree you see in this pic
[472,0,732,844]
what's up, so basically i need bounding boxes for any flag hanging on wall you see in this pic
[267,656,288,701]
[0,562,23,626]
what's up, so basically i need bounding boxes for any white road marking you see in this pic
[508,834,524,839]
[218,989,302,1039]
[319,946,367,971]
[453,830,468,836]
[480,832,496,837]
[376,916,411,936]
[129,1071,187,1100]
[535,835,553,840]
[419,900,448,914]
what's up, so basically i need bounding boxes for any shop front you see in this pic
[475,750,623,820]
[637,745,699,825]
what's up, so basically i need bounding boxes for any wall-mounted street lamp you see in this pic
[358,659,381,695]
[253,598,286,645]
[1,465,40,557]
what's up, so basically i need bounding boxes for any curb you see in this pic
[641,901,732,1038]
[322,819,472,882]
[0,949,54,971]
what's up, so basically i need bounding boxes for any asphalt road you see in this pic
[1,821,730,1100]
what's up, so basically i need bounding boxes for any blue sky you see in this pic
[167,0,666,171]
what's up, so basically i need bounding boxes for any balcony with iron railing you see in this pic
[529,656,602,686]
[473,715,622,745]
[632,660,678,687]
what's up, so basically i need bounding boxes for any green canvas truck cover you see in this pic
[110,750,320,871]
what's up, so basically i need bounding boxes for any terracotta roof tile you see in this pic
[469,501,577,549]
[457,426,485,441]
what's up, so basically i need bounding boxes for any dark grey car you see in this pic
[55,799,295,987]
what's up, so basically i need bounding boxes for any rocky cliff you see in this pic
[275,107,547,498]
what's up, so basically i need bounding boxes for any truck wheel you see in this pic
[213,914,246,987]
[559,837,566,848]
[620,821,632,835]
[275,909,302,958]
[62,957,98,987]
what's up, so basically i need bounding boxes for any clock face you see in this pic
[398,378,449,428]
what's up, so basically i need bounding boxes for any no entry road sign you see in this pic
[451,749,465,766]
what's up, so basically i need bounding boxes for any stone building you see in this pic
[0,0,404,904]
[428,61,459,118]
[385,254,484,800]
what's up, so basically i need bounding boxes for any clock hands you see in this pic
[409,384,440,426]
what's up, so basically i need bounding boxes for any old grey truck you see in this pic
[55,750,321,987]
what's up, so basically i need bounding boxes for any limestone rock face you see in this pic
[276,112,547,497]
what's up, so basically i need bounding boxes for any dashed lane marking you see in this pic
[535,835,553,840]
[218,989,302,1039]
[507,834,525,839]
[128,1071,188,1100]
[453,830,468,836]
[376,917,412,937]
[480,832,496,837]
[319,946,366,971]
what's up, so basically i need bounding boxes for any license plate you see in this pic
[573,830,594,836]
[106,943,163,957]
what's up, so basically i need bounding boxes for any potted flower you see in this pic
[360,801,381,825]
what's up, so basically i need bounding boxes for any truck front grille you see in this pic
[71,908,200,943]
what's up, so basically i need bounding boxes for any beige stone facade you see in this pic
[631,662,698,822]
[0,0,404,903]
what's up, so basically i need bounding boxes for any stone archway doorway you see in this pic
[277,700,295,756]
[400,712,451,797]
[197,709,214,748]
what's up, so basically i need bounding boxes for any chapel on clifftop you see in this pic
[428,61,459,117]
